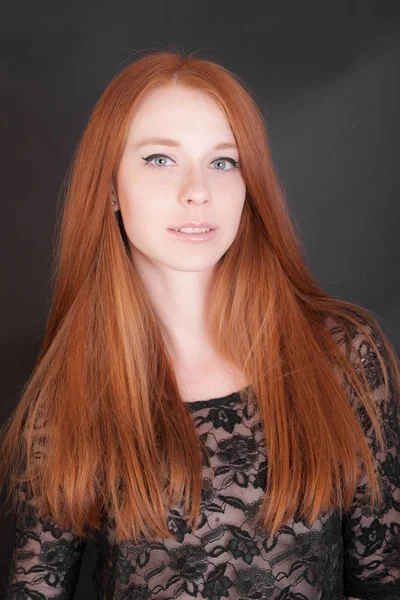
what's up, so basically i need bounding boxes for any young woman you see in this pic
[1,49,399,600]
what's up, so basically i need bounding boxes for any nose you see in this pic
[186,196,209,205]
[182,176,210,205]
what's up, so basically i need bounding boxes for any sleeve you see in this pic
[341,325,400,600]
[2,480,87,600]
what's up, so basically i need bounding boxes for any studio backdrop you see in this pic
[1,3,399,598]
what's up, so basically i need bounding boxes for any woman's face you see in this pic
[114,83,246,274]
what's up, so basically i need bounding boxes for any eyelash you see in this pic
[141,154,240,172]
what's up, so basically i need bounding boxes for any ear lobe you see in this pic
[110,188,119,211]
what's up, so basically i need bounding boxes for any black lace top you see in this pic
[3,324,400,600]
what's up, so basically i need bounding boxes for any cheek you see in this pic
[122,201,157,237]
[119,192,171,252]
[221,192,246,225]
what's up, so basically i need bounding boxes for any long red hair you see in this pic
[1,48,399,544]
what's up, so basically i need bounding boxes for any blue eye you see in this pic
[141,154,240,171]
[211,157,240,171]
[142,154,174,168]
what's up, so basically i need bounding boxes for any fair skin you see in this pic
[111,89,366,596]
[110,85,365,593]
[112,83,247,393]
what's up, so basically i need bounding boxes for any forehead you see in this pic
[126,84,235,144]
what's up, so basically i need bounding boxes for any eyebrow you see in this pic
[134,137,238,151]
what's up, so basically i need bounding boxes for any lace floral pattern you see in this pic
[2,482,86,599]
[3,322,400,599]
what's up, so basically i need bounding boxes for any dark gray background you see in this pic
[1,2,400,597]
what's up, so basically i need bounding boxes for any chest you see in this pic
[174,356,250,403]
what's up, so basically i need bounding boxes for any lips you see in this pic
[167,228,217,242]
[168,222,215,230]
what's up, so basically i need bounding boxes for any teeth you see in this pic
[174,227,211,233]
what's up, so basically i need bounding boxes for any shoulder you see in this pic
[323,313,398,414]
[324,314,386,375]
[324,314,399,447]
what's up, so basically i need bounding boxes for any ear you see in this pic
[110,184,119,211]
